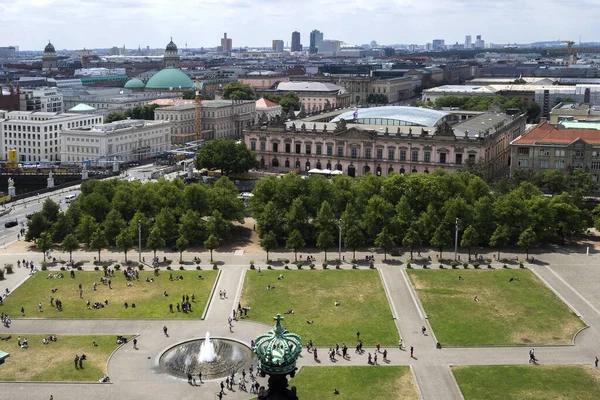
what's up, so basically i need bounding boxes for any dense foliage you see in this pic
[105,104,162,123]
[194,139,260,176]
[249,171,593,257]
[26,178,245,255]
[366,94,389,104]
[222,80,255,100]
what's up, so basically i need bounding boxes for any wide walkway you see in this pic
[1,247,599,399]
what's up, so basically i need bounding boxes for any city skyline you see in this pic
[0,0,599,50]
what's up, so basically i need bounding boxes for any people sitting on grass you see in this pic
[163,291,169,297]
[278,275,284,280]
[267,284,274,290]
[93,341,98,347]
[474,296,479,302]
[42,338,48,345]
[124,303,128,309]
[509,277,520,282]
[334,301,340,307]
[306,320,314,324]
[21,338,29,348]
[284,309,294,315]
[197,275,204,280]
[126,282,133,287]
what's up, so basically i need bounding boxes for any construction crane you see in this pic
[194,79,204,142]
[504,43,519,63]
[562,40,576,66]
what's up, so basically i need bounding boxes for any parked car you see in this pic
[4,220,18,228]
[26,213,34,219]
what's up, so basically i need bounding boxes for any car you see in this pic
[4,220,18,228]
[25,213,34,219]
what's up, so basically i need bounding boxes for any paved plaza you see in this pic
[1,243,600,399]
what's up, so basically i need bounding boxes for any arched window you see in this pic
[424,168,429,174]
[295,160,301,169]
[363,165,371,174]
[305,161,311,171]
[326,162,332,170]
[285,159,290,168]
[388,167,394,174]
[272,158,279,167]
[376,166,382,176]
[412,167,417,173]
[400,167,405,174]
[336,163,342,171]
[260,157,265,168]
[316,161,322,169]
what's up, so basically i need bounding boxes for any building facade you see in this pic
[291,32,301,52]
[274,82,351,112]
[221,33,232,55]
[245,112,526,179]
[272,40,284,53]
[154,100,255,144]
[163,38,180,69]
[19,88,63,113]
[510,121,600,182]
[239,71,289,89]
[60,119,170,165]
[309,30,323,54]
[0,111,103,162]
[42,41,58,71]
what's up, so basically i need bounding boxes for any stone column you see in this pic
[47,171,54,189]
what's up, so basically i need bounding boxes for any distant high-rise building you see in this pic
[475,35,485,49]
[309,29,324,54]
[221,33,232,55]
[465,35,472,49]
[291,31,302,52]
[432,39,445,50]
[272,40,284,53]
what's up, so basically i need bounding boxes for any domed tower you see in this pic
[163,37,180,69]
[42,40,58,71]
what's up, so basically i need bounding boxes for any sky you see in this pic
[1,0,599,50]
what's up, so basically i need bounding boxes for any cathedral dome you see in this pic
[44,41,56,53]
[166,38,177,52]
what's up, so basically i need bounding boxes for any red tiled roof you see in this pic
[513,121,600,145]
[256,98,279,108]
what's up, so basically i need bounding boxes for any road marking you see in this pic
[529,268,584,321]
[544,265,600,318]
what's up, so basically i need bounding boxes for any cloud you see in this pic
[0,0,598,50]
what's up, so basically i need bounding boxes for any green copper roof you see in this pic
[254,314,302,376]
[124,78,145,89]
[145,68,193,90]
[559,121,600,130]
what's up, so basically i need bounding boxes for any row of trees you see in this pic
[193,139,259,176]
[366,94,389,104]
[249,171,594,260]
[27,177,246,262]
[105,104,162,123]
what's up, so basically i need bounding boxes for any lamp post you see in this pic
[338,219,342,262]
[454,218,459,261]
[138,220,142,262]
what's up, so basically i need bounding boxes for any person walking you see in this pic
[373,353,378,365]
[595,357,599,368]
[421,326,426,335]
[313,348,318,361]
[399,338,403,350]
[163,325,168,336]
[356,331,360,340]
[410,346,414,358]
[133,338,138,349]
[383,349,388,361]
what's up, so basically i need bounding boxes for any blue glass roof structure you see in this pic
[331,106,449,127]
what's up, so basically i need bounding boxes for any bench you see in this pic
[0,351,9,364]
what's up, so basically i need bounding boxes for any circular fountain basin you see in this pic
[159,338,256,381]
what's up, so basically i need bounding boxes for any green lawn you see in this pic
[0,270,217,319]
[240,270,398,346]
[289,366,418,400]
[408,269,585,346]
[452,365,600,400]
[0,334,125,381]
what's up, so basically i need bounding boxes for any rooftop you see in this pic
[256,98,280,108]
[71,119,168,132]
[331,106,449,127]
[559,121,600,130]
[276,81,347,94]
[513,121,600,145]
[453,112,517,138]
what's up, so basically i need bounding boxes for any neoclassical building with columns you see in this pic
[244,112,527,179]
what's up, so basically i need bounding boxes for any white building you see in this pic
[62,88,181,112]
[0,111,103,162]
[60,119,170,165]
[20,88,63,113]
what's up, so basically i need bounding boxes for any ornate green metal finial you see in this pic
[254,314,302,376]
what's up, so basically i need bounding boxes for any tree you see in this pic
[26,212,50,241]
[286,229,306,262]
[460,225,479,259]
[374,227,395,261]
[147,226,166,258]
[222,80,254,100]
[259,231,278,261]
[343,225,364,260]
[75,215,99,246]
[194,139,260,176]
[116,230,134,262]
[51,212,73,243]
[541,169,568,195]
[489,225,510,260]
[62,233,79,263]
[517,228,537,260]
[402,227,421,260]
[279,92,300,114]
[36,232,53,262]
[206,210,231,241]
[175,235,189,262]
[41,198,60,224]
[430,225,452,258]
[154,208,177,246]
[366,94,388,104]
[89,229,108,262]
[204,234,219,263]
[103,209,126,246]
[316,230,335,261]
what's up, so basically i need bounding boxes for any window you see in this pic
[540,159,549,168]
[327,145,333,156]
[411,150,419,161]
[539,149,550,156]
[574,150,584,157]
[295,143,301,154]
[592,161,600,170]
[316,144,322,155]
[305,144,311,154]
[285,143,291,153]
[400,150,407,161]
[555,149,565,157]
[250,141,256,151]
[351,148,357,158]
[439,153,446,164]
[272,143,278,152]
[424,151,431,162]
[376,148,383,160]
[518,147,530,155]
[365,148,372,159]
[338,146,344,157]
[455,154,463,165]
[518,159,529,167]
[388,148,395,160]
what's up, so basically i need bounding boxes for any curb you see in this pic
[447,364,466,400]
[528,267,585,322]
[233,268,247,313]
[409,365,424,400]
[377,268,398,320]
[202,269,222,320]
[106,333,140,381]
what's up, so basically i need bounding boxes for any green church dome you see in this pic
[145,68,193,90]
[124,78,145,89]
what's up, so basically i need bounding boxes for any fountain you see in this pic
[198,331,217,363]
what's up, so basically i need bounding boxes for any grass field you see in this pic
[408,269,585,346]
[0,334,125,381]
[452,365,600,400]
[0,270,217,319]
[240,270,397,346]
[289,366,418,400]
